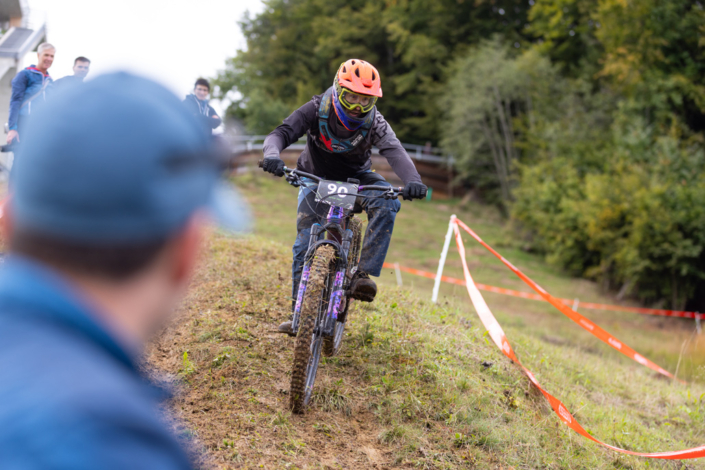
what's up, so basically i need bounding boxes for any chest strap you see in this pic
[314,87,374,154]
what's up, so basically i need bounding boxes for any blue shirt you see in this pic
[0,256,193,469]
[8,65,53,131]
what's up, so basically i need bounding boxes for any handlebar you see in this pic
[258,159,404,195]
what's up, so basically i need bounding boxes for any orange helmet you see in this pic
[336,59,383,98]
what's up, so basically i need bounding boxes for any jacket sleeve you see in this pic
[207,106,221,129]
[8,71,28,131]
[262,100,318,159]
[372,112,423,185]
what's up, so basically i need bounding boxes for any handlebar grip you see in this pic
[257,159,264,168]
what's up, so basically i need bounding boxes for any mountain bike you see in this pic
[258,161,403,413]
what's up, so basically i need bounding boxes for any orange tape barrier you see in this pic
[382,264,704,320]
[452,218,678,381]
[452,223,705,459]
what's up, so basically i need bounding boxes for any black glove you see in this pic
[402,182,428,201]
[262,156,286,177]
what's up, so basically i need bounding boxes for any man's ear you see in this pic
[170,212,207,286]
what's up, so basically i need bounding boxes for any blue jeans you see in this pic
[291,172,401,299]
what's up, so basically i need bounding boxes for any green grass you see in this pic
[236,171,705,383]
[149,233,705,469]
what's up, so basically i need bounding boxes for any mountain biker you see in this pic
[261,59,427,335]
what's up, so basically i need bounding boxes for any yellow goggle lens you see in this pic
[340,89,377,113]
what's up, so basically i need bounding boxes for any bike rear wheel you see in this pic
[289,244,335,414]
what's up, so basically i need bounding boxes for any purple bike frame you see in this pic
[292,205,348,332]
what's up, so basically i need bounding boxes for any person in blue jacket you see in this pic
[6,42,55,145]
[183,78,221,135]
[0,72,249,469]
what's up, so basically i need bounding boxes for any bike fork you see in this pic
[292,224,325,333]
[323,269,346,336]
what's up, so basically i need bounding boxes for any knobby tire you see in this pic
[290,244,335,414]
[322,216,363,357]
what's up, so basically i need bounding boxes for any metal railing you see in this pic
[231,135,454,166]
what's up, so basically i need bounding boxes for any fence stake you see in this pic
[394,263,403,287]
[572,298,580,312]
[432,214,456,303]
[696,313,702,335]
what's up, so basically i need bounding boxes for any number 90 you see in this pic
[328,183,348,194]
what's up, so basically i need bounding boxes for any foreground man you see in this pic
[0,73,248,468]
[261,59,427,335]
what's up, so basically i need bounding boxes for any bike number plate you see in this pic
[315,180,358,210]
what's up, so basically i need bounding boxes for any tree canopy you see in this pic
[215,0,705,310]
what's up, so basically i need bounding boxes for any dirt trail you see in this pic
[146,235,399,469]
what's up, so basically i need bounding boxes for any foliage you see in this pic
[218,0,705,307]
[513,115,705,309]
[442,39,569,204]
[214,0,532,142]
[440,0,705,308]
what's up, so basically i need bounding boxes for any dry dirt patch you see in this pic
[146,234,396,469]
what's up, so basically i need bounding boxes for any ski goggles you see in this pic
[338,88,378,114]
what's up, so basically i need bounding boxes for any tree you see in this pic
[214,0,532,143]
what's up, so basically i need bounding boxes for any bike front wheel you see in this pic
[289,244,335,414]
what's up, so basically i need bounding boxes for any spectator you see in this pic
[0,72,249,468]
[6,42,55,145]
[183,78,221,135]
[53,56,91,90]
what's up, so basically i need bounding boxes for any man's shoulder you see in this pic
[53,75,73,84]
[11,67,30,81]
[371,109,393,140]
[0,315,188,468]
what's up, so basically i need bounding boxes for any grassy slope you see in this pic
[148,233,705,469]
[236,171,705,383]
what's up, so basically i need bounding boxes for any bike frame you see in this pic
[291,203,353,336]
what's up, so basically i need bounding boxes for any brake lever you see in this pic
[384,188,399,200]
[285,171,302,187]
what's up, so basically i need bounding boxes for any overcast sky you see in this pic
[24,0,263,114]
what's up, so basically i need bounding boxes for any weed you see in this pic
[179,351,195,377]
[270,411,291,427]
[378,424,407,444]
[358,323,374,347]
[198,328,222,343]
[211,347,233,368]
[282,438,306,456]
[313,384,351,415]
[312,423,333,437]
[457,378,470,392]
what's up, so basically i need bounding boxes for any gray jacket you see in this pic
[263,92,422,184]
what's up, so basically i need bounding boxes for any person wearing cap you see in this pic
[183,78,221,135]
[0,72,248,468]
[6,42,55,146]
[261,59,427,335]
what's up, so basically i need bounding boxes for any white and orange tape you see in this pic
[384,221,703,322]
[423,215,704,459]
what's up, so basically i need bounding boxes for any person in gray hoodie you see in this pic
[182,78,221,135]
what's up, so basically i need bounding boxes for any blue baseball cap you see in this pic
[10,72,250,243]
